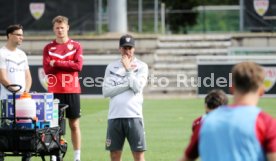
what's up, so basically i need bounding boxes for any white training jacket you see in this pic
[102,57,148,119]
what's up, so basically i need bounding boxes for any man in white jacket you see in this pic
[102,34,148,161]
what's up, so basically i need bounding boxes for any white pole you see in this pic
[108,0,127,33]
[138,0,143,32]
[161,3,165,34]
[154,0,159,33]
[97,0,102,34]
[239,0,244,32]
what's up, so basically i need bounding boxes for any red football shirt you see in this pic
[43,39,83,93]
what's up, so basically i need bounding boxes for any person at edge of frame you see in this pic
[0,24,32,160]
[180,62,276,161]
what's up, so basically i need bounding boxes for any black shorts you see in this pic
[54,93,81,119]
[105,118,146,152]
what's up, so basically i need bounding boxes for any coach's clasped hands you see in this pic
[121,55,134,72]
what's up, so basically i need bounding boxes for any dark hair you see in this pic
[205,89,228,110]
[6,24,23,38]
[232,62,265,94]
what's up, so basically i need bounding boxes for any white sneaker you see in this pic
[51,155,57,161]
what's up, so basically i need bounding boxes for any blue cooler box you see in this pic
[16,122,41,129]
[5,93,54,128]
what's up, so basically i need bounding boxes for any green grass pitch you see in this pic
[3,98,276,161]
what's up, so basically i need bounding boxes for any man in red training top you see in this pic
[178,89,228,161]
[43,15,83,161]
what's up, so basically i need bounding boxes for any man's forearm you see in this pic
[102,81,130,98]
[25,80,32,92]
[25,69,32,92]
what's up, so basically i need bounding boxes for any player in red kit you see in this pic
[178,89,228,161]
[43,15,83,161]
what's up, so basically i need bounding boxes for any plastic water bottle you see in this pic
[15,92,36,123]
[51,99,60,127]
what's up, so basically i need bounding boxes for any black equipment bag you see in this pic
[36,126,61,154]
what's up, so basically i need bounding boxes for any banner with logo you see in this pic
[244,0,276,31]
[0,0,97,32]
[198,64,276,96]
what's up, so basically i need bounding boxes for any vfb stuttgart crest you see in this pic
[253,0,269,16]
[67,44,74,50]
[29,3,45,20]
[125,37,131,42]
[263,67,276,92]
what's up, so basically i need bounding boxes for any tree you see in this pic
[161,0,239,33]
[161,0,199,33]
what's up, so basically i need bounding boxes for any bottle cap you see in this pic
[20,92,32,99]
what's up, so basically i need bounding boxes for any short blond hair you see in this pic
[52,15,69,25]
[232,62,265,94]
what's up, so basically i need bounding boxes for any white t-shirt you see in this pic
[0,46,29,99]
[102,58,148,119]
